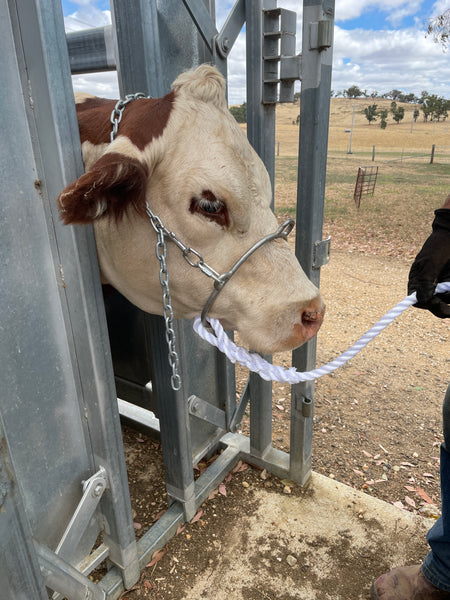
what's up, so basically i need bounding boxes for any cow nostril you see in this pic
[300,303,325,337]
[302,310,321,323]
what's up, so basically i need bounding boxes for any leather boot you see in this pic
[371,565,450,599]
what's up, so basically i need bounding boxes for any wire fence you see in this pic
[374,144,450,165]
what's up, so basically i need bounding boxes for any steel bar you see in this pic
[67,25,116,73]
[291,0,335,485]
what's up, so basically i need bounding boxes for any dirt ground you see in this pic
[117,245,449,599]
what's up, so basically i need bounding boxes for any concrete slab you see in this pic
[180,472,433,600]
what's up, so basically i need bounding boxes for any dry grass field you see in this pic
[273,98,450,260]
[276,98,450,156]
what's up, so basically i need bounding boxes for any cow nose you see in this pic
[274,299,325,352]
[300,304,325,341]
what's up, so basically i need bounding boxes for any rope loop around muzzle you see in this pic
[193,282,450,384]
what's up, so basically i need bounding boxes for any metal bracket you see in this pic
[188,395,227,430]
[51,467,109,600]
[214,0,245,58]
[309,19,333,51]
[312,236,331,270]
[37,542,106,600]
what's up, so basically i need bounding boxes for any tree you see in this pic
[425,8,450,51]
[229,103,246,123]
[364,104,378,124]
[388,89,403,101]
[413,108,420,122]
[344,85,364,98]
[378,109,388,129]
[422,94,450,121]
[398,92,417,103]
[390,101,405,124]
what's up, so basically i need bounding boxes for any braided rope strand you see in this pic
[193,282,450,384]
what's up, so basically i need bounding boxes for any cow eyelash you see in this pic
[189,193,229,227]
[199,197,223,213]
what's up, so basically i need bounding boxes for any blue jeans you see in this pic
[421,384,450,592]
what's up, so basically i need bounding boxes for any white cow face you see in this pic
[58,65,325,354]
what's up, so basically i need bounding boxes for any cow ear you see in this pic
[58,152,148,225]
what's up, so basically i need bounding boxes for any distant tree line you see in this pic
[362,93,449,127]
[331,86,449,105]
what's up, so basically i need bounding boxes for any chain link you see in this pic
[154,226,182,391]
[109,94,183,391]
[110,93,148,143]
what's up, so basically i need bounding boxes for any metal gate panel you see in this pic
[107,0,235,488]
[0,0,335,595]
[1,0,139,590]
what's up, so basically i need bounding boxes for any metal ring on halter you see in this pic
[200,219,295,325]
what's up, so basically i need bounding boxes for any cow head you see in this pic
[58,65,325,353]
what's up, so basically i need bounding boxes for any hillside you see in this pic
[275,97,450,155]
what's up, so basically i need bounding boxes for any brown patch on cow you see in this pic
[76,92,175,149]
[58,152,148,224]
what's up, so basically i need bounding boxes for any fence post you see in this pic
[372,145,375,162]
[430,144,435,164]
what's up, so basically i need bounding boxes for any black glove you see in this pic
[408,208,450,318]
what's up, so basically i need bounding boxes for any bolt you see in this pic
[93,483,104,497]
[221,37,230,54]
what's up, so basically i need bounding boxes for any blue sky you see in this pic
[62,0,450,104]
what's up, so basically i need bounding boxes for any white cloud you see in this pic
[64,1,450,103]
[333,0,422,23]
[64,3,110,32]
[430,0,450,18]
[332,24,450,97]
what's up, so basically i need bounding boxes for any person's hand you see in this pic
[408,207,450,318]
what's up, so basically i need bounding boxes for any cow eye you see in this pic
[189,191,229,227]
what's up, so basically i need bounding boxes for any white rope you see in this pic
[193,282,450,384]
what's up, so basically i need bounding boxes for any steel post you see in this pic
[290,0,334,485]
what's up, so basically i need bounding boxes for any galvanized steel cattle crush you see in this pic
[58,64,325,353]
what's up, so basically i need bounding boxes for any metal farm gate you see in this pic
[0,1,334,598]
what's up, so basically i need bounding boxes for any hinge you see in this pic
[309,19,333,51]
[188,395,227,430]
[51,467,109,600]
[312,236,331,269]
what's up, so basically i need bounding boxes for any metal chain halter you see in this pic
[110,94,183,390]
[110,93,148,142]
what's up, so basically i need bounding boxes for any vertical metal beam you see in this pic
[245,0,277,458]
[0,419,48,600]
[148,318,197,521]
[111,0,164,97]
[110,0,237,520]
[2,0,140,588]
[246,0,277,193]
[290,0,334,484]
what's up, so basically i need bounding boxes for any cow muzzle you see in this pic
[282,302,326,352]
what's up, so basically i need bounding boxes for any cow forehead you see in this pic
[154,95,273,208]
